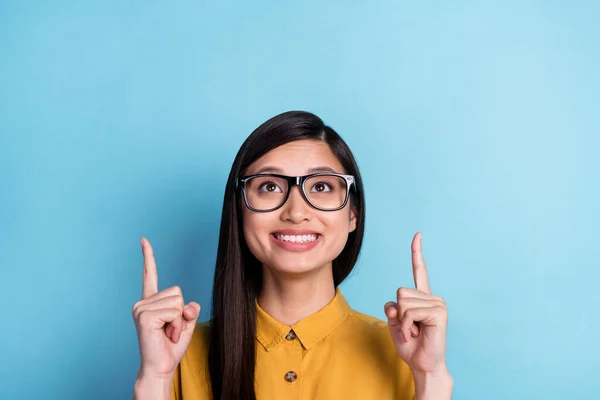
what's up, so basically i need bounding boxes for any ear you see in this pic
[348,207,357,233]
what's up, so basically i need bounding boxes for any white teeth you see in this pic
[275,233,318,243]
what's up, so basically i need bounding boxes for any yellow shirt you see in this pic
[171,287,415,399]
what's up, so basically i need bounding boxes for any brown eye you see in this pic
[310,181,332,193]
[258,180,283,193]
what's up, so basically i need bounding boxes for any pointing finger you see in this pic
[141,237,159,299]
[412,232,431,294]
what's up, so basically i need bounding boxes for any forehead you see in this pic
[245,140,345,176]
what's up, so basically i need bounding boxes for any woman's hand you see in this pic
[132,238,201,380]
[384,232,449,376]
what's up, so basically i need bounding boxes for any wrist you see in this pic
[413,365,452,381]
[412,366,453,400]
[134,373,173,400]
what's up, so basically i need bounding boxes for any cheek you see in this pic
[325,208,352,231]
[241,209,257,244]
[241,209,273,261]
[321,212,352,254]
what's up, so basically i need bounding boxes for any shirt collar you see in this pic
[255,287,351,351]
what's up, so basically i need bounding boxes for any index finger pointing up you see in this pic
[141,237,159,299]
[412,232,431,294]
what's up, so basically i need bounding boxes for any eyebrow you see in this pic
[252,165,340,175]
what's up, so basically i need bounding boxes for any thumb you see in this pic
[180,302,201,337]
[384,302,401,327]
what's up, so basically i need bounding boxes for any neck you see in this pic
[257,263,336,326]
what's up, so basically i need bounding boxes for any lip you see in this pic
[271,229,321,236]
[270,231,322,253]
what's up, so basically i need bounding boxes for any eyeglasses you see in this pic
[236,173,356,212]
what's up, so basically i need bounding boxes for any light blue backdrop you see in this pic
[1,1,598,399]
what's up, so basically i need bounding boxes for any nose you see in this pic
[280,185,312,223]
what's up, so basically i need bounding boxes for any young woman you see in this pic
[132,111,453,400]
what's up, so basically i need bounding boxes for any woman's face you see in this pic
[241,139,357,277]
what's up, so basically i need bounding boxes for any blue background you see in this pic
[1,1,598,399]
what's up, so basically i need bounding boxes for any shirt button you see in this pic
[285,330,297,341]
[285,371,297,383]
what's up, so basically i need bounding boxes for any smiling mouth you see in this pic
[271,233,321,243]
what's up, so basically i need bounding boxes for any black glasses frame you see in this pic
[236,173,356,212]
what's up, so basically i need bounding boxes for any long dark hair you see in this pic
[207,110,366,399]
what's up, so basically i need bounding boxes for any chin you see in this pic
[265,258,323,276]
